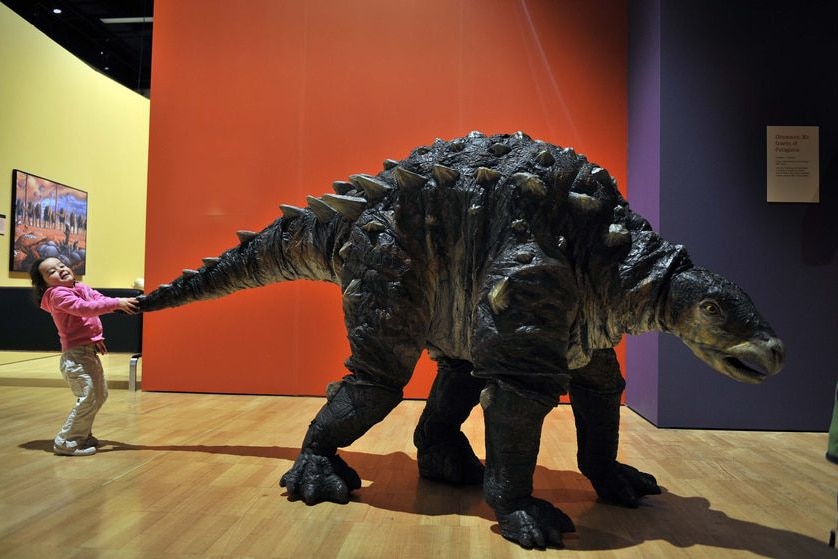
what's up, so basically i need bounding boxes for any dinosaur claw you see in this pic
[495,497,573,549]
[280,452,360,505]
[589,462,661,507]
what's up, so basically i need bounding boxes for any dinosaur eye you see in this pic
[700,301,721,316]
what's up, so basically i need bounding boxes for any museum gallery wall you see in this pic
[144,0,629,396]
[626,0,838,430]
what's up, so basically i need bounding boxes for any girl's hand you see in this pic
[118,297,140,315]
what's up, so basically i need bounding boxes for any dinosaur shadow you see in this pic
[20,439,835,557]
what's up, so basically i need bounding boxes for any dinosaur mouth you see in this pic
[723,356,770,382]
[686,340,784,384]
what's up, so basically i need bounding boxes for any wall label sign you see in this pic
[767,125,819,203]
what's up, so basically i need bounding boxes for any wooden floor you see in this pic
[0,353,836,558]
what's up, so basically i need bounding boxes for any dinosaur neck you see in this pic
[604,231,692,339]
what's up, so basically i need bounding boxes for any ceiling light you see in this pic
[52,8,62,14]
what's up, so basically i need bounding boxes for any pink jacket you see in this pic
[41,283,122,351]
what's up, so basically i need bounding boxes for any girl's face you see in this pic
[38,257,75,288]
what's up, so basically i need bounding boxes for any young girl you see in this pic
[30,257,139,456]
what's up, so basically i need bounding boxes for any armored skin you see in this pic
[139,132,785,549]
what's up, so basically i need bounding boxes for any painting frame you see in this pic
[10,169,88,275]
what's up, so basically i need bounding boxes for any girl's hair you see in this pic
[29,257,50,305]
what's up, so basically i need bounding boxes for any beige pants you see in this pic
[54,345,108,451]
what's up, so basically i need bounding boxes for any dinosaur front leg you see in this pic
[414,356,485,484]
[481,383,575,549]
[569,349,661,507]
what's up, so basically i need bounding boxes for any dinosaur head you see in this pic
[663,267,785,384]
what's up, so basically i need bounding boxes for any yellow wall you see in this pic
[0,4,148,288]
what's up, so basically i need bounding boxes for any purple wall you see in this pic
[627,0,838,430]
[625,0,661,425]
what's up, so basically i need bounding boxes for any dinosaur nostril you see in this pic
[766,338,786,372]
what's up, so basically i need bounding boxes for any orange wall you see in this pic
[144,0,628,397]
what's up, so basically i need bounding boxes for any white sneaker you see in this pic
[54,445,96,456]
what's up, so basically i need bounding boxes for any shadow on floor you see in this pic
[19,438,835,556]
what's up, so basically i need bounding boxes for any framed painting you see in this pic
[10,170,88,274]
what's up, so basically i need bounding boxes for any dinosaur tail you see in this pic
[139,205,351,312]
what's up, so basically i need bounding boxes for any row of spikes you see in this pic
[412,130,535,156]
[168,147,613,284]
[171,230,258,282]
[275,151,567,226]
[174,194,630,288]
[274,134,570,225]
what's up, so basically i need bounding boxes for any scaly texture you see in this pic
[139,132,785,549]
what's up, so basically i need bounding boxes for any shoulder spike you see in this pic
[489,143,512,156]
[202,257,220,267]
[236,230,258,243]
[321,194,367,220]
[181,269,199,277]
[513,131,530,140]
[468,130,485,138]
[332,181,354,195]
[512,172,547,197]
[393,167,427,191]
[280,204,305,218]
[591,166,617,187]
[306,196,337,223]
[362,219,386,233]
[343,278,363,300]
[158,283,172,289]
[535,150,555,167]
[432,164,460,187]
[569,192,602,212]
[449,140,466,152]
[475,166,502,186]
[604,223,631,247]
[349,174,392,202]
[488,277,510,314]
[383,159,399,171]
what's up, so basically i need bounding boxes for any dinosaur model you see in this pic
[139,131,785,549]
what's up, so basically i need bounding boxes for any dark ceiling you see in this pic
[3,0,153,97]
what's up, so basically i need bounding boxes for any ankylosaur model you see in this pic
[139,132,785,549]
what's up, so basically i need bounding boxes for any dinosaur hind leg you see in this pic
[280,376,403,504]
[414,356,485,484]
[281,270,427,505]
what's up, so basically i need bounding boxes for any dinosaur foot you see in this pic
[279,451,362,505]
[417,431,484,485]
[495,497,576,549]
[588,462,661,508]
